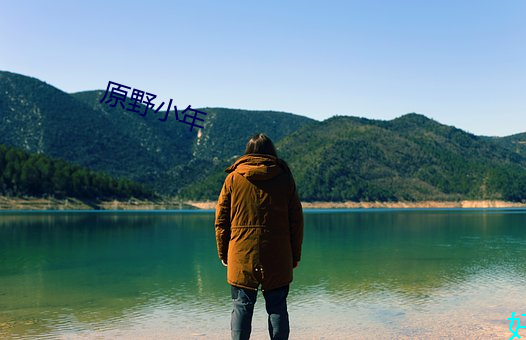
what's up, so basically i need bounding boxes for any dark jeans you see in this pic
[231,285,290,340]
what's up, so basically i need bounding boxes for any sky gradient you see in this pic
[1,0,524,136]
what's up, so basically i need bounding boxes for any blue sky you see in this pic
[1,0,524,136]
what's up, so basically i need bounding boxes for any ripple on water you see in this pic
[2,210,526,339]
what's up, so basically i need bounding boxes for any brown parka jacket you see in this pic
[215,154,304,291]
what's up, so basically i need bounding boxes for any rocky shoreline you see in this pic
[1,196,525,211]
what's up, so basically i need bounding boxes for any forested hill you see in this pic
[0,71,314,196]
[1,70,525,202]
[277,114,526,201]
[182,114,526,202]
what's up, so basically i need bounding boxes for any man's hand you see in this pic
[293,260,299,269]
[221,260,228,267]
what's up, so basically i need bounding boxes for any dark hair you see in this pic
[244,133,277,156]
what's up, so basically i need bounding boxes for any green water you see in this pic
[1,209,525,339]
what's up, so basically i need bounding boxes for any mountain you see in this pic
[1,70,525,202]
[0,71,315,196]
[277,114,526,201]
[0,71,172,181]
[188,114,526,202]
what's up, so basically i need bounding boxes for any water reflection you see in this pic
[1,210,525,338]
[301,210,526,293]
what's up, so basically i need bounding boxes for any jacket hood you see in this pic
[225,154,288,181]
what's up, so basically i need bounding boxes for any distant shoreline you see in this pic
[1,196,526,211]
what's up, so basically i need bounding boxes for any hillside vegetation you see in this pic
[278,114,526,201]
[0,144,154,199]
[1,70,525,202]
[0,71,313,196]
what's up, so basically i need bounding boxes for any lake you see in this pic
[1,209,525,339]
